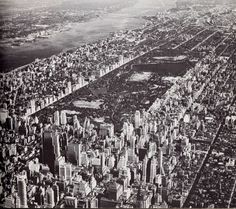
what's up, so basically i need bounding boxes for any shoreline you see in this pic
[0,1,167,74]
[0,17,149,76]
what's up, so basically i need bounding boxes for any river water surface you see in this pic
[0,0,172,72]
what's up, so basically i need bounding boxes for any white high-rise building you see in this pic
[59,163,72,181]
[54,111,60,126]
[73,115,81,130]
[17,175,28,208]
[59,164,66,181]
[123,122,129,136]
[60,111,67,125]
[130,135,136,149]
[117,155,126,169]
[142,156,148,183]
[67,81,72,94]
[150,157,157,183]
[158,148,165,175]
[81,152,89,166]
[30,99,36,114]
[128,123,134,139]
[66,163,72,181]
[108,155,115,168]
[134,110,141,129]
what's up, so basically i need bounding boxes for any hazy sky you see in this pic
[1,0,175,10]
[0,0,176,18]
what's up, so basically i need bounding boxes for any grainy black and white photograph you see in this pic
[0,0,236,208]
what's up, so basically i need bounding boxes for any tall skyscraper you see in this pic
[30,99,36,114]
[54,111,60,126]
[45,187,55,208]
[59,163,72,181]
[67,81,72,94]
[127,123,134,141]
[0,106,9,124]
[158,148,165,175]
[40,128,57,174]
[142,156,148,183]
[73,115,81,130]
[17,175,28,208]
[60,111,67,125]
[67,142,82,166]
[66,163,72,181]
[52,184,60,205]
[100,152,106,171]
[59,164,66,181]
[117,155,126,169]
[108,155,115,168]
[130,135,136,150]
[134,110,141,129]
[123,122,129,136]
[150,157,157,183]
[54,134,61,158]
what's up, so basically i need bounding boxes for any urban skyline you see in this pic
[0,0,236,208]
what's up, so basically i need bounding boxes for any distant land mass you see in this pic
[0,0,174,72]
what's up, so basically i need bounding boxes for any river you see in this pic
[0,0,173,72]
